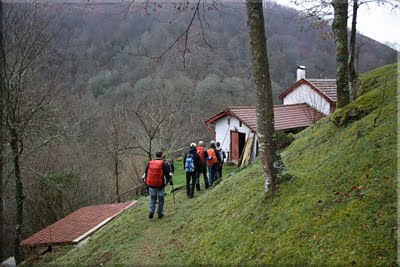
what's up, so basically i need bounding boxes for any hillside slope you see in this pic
[40,64,397,265]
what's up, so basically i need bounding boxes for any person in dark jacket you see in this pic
[144,151,172,219]
[207,140,221,186]
[183,143,202,198]
[196,141,209,190]
[216,142,226,179]
[164,159,174,176]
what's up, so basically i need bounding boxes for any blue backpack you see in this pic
[185,153,195,173]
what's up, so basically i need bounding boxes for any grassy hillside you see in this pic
[37,64,397,265]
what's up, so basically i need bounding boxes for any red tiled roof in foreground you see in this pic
[21,202,136,248]
[205,103,325,132]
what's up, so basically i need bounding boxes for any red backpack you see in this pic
[146,160,163,187]
[207,148,218,166]
[197,147,205,165]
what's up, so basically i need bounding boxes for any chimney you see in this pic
[297,65,306,81]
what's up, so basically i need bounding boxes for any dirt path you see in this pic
[135,225,159,264]
[127,191,189,265]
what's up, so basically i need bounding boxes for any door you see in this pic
[238,132,246,161]
[230,131,239,165]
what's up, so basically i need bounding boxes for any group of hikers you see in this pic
[143,140,226,219]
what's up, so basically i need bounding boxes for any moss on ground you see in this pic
[331,63,397,126]
[37,64,397,266]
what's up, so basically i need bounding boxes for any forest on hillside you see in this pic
[56,1,396,101]
[0,1,396,261]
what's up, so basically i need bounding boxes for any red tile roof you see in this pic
[205,103,325,132]
[20,202,136,248]
[307,79,337,101]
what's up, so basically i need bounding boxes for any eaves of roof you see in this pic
[278,78,335,105]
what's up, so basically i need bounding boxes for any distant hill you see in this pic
[54,1,396,110]
[34,63,397,265]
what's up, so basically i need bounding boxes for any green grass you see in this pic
[37,64,397,266]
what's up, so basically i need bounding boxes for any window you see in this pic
[239,121,242,127]
[228,119,230,125]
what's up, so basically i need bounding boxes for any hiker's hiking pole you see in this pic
[169,172,176,204]
[169,152,176,204]
[171,183,176,204]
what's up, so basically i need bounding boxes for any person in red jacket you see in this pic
[144,151,172,219]
[196,141,209,190]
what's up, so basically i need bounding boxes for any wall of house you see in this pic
[283,84,331,115]
[214,116,258,163]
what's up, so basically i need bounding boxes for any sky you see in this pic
[273,0,400,48]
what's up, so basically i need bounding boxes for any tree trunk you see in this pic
[0,99,3,263]
[10,130,23,264]
[0,124,3,263]
[246,0,280,194]
[332,0,350,108]
[0,0,5,261]
[348,0,358,101]
[114,151,121,203]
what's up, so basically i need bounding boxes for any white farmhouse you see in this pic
[279,66,337,115]
[205,66,337,166]
[205,104,324,165]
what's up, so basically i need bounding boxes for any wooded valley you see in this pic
[0,0,397,262]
